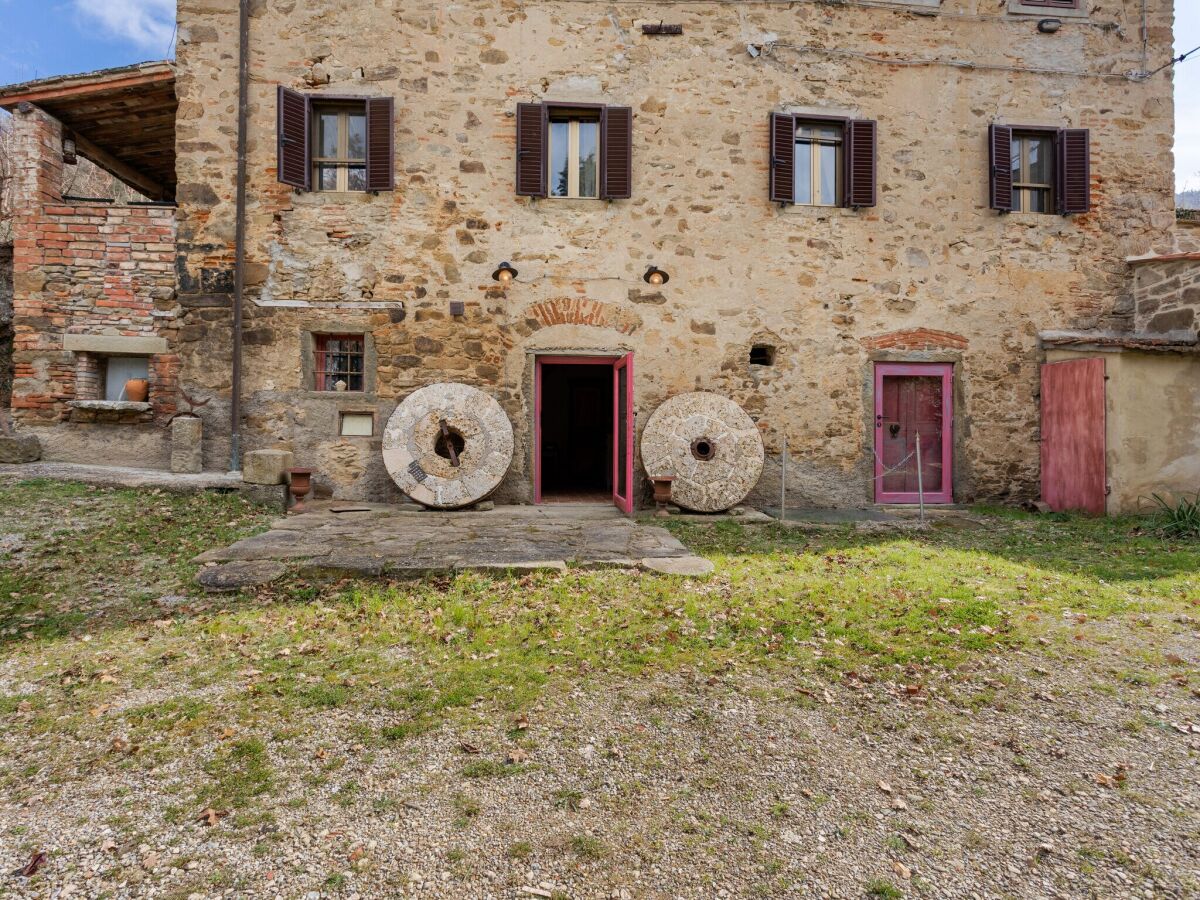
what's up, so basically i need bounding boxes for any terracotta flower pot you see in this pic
[287,467,314,513]
[124,379,149,403]
[650,475,674,517]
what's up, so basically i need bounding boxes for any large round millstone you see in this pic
[641,392,764,513]
[383,383,514,509]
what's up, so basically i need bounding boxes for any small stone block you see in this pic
[243,449,294,485]
[640,555,715,577]
[170,416,203,474]
[0,434,42,464]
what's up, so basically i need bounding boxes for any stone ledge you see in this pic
[69,400,153,412]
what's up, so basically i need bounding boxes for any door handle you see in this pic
[875,414,882,429]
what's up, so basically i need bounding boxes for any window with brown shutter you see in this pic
[276,89,395,193]
[769,112,795,205]
[1058,129,1090,215]
[515,102,632,200]
[770,113,877,209]
[988,124,1014,212]
[515,102,548,198]
[845,119,877,209]
[990,124,1090,215]
[601,106,633,200]
[277,86,311,191]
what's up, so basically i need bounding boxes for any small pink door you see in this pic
[612,353,635,514]
[1040,358,1106,515]
[874,363,954,504]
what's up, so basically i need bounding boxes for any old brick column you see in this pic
[8,104,70,425]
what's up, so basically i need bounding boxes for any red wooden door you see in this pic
[1041,358,1106,515]
[874,363,953,504]
[612,353,634,514]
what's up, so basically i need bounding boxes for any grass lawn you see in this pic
[1,478,1197,898]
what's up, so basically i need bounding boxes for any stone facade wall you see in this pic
[168,0,1175,505]
[1130,258,1200,336]
[7,106,184,465]
[171,0,1181,507]
[1,244,12,412]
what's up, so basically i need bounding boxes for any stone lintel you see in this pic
[63,334,169,355]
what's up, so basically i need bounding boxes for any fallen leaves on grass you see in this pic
[196,807,229,827]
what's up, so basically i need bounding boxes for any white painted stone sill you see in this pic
[69,400,152,413]
[1006,1,1088,20]
[776,205,861,219]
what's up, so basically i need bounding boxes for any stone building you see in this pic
[0,0,1196,513]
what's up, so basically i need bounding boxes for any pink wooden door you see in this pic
[612,353,635,514]
[874,363,954,504]
[1041,358,1106,515]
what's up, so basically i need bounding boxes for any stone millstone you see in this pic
[382,383,514,509]
[641,392,764,513]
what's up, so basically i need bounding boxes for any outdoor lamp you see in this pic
[1037,19,1062,33]
[643,264,669,286]
[491,261,518,283]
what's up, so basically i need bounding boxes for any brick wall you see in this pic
[1,244,12,412]
[8,105,181,426]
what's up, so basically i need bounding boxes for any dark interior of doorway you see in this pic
[541,363,613,503]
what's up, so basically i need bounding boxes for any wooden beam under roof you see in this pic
[67,130,169,203]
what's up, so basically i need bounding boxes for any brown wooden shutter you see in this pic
[769,112,795,204]
[844,119,877,208]
[988,123,1013,212]
[601,106,633,200]
[277,86,310,191]
[515,102,548,198]
[1057,128,1090,215]
[364,97,395,192]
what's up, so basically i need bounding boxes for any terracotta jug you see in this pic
[124,379,149,402]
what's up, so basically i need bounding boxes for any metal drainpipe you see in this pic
[230,0,250,472]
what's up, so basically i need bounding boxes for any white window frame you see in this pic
[548,116,600,199]
[794,122,844,208]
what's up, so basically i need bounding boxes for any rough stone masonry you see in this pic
[10,0,1191,508]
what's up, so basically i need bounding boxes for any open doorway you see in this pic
[534,354,635,511]
[538,361,613,502]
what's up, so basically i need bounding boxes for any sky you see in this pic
[0,0,1196,193]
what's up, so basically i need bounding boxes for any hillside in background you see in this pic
[1179,190,1200,210]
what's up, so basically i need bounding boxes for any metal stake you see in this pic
[780,432,788,522]
[915,431,925,524]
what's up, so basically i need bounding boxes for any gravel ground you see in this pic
[2,616,1197,900]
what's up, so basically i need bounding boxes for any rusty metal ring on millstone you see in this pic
[641,392,764,513]
[382,383,514,509]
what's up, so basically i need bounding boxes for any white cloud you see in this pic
[72,0,175,55]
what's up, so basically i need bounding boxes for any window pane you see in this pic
[578,120,598,198]
[318,165,338,191]
[347,166,367,192]
[794,141,812,205]
[347,114,366,160]
[549,121,569,197]
[1011,136,1022,182]
[319,113,339,158]
[1012,188,1023,212]
[819,143,839,205]
[1028,136,1052,186]
[1028,188,1050,214]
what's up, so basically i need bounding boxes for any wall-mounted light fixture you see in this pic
[1037,18,1062,33]
[643,264,669,286]
[491,261,518,283]
[62,138,78,165]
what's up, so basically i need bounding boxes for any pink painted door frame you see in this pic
[873,362,954,505]
[534,354,635,513]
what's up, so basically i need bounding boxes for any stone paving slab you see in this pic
[195,502,713,590]
[0,461,287,507]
